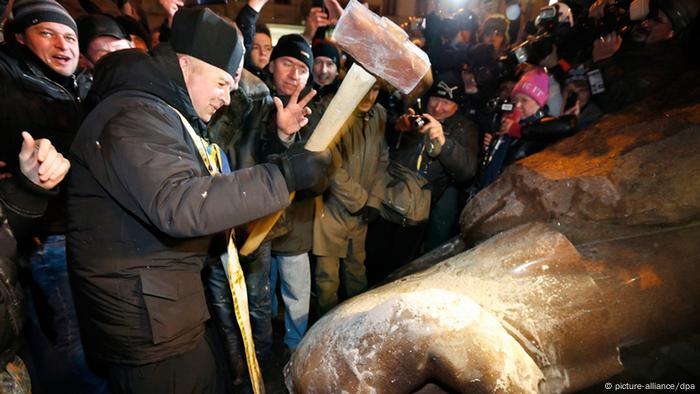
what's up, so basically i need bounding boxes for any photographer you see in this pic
[460,43,501,133]
[480,67,577,187]
[588,0,699,112]
[365,71,479,284]
[479,14,510,56]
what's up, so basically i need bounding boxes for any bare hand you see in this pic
[159,0,183,24]
[395,108,416,132]
[592,31,622,62]
[19,131,70,190]
[483,133,493,151]
[562,91,581,117]
[323,0,343,24]
[564,101,581,117]
[303,7,330,41]
[274,84,317,140]
[418,113,445,146]
[247,0,269,13]
[499,117,515,135]
[588,0,610,19]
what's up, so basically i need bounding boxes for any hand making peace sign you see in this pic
[275,83,317,141]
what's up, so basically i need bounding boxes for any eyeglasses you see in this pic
[278,59,309,76]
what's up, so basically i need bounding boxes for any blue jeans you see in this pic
[28,235,109,393]
[269,253,310,350]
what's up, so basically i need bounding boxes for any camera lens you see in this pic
[410,116,426,129]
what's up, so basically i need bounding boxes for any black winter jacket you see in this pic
[387,112,479,202]
[0,42,90,235]
[67,45,290,365]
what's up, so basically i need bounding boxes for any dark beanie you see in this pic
[270,34,313,73]
[77,14,130,55]
[170,8,244,78]
[312,41,340,68]
[427,70,464,104]
[11,0,77,35]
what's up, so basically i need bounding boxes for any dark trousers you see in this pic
[364,218,427,287]
[104,338,216,394]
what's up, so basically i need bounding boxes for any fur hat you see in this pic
[481,14,510,43]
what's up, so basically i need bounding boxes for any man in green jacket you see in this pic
[313,82,389,315]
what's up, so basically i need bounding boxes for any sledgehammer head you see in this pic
[332,0,431,94]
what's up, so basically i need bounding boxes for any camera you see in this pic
[408,115,427,129]
[506,33,556,66]
[535,5,558,32]
[486,97,515,115]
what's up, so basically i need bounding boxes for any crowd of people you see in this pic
[0,0,698,393]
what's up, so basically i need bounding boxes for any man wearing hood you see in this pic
[67,8,328,393]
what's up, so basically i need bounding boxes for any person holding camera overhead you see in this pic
[365,71,479,285]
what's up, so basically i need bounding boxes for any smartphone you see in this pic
[311,0,329,43]
[564,91,578,111]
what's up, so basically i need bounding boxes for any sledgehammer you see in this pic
[239,0,431,255]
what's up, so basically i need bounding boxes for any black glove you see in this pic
[354,205,380,223]
[269,142,331,192]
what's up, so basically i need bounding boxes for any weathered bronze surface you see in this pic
[287,76,700,394]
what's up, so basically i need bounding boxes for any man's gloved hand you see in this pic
[353,205,380,223]
[269,142,331,192]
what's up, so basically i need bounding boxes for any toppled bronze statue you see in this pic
[286,86,700,393]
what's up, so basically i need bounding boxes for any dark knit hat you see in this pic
[11,0,78,35]
[170,8,244,78]
[312,41,340,68]
[427,70,464,104]
[77,14,130,55]
[271,34,313,73]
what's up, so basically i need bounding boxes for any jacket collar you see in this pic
[89,44,207,137]
[0,42,79,98]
